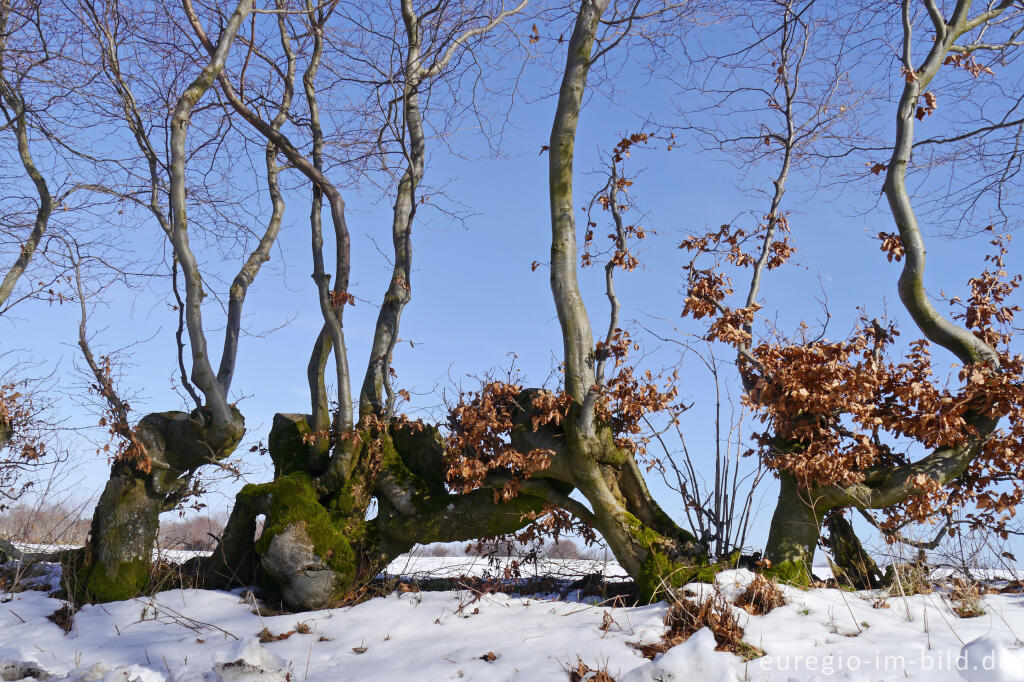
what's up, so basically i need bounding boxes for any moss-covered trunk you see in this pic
[74,408,243,602]
[553,414,704,601]
[824,512,885,589]
[207,415,386,608]
[763,472,828,585]
[209,414,557,610]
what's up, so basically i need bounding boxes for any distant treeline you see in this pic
[0,504,226,551]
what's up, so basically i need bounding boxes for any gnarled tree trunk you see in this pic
[74,408,243,601]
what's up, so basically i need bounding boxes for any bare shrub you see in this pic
[885,555,933,597]
[0,503,90,545]
[545,539,580,560]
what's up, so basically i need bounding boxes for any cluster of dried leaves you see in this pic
[445,339,682,496]
[581,134,652,271]
[567,658,615,682]
[679,217,794,347]
[445,382,565,500]
[594,329,682,460]
[0,381,45,508]
[0,381,42,463]
[682,217,1024,533]
[631,586,763,661]
[89,355,150,473]
[734,573,787,615]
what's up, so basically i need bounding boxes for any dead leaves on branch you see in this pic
[877,232,904,262]
[683,216,1024,533]
[0,382,42,464]
[89,355,150,474]
[445,381,561,494]
[944,53,995,78]
[445,334,682,491]
[0,381,48,507]
[916,91,938,121]
[679,216,794,346]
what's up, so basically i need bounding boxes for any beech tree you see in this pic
[181,0,557,610]
[64,0,284,600]
[673,0,1024,584]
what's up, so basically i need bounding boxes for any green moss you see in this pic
[81,557,150,602]
[70,476,161,603]
[636,551,736,602]
[67,548,151,603]
[764,560,813,588]
[622,512,731,602]
[621,512,664,547]
[243,473,359,596]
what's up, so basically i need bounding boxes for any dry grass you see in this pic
[630,586,763,661]
[949,578,987,618]
[734,574,786,615]
[886,560,933,596]
[567,656,616,682]
[257,626,296,643]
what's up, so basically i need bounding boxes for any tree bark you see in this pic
[74,408,244,602]
[763,472,824,585]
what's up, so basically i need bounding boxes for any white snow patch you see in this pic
[2,563,1022,680]
[619,628,741,681]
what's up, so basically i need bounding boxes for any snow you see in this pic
[3,562,1024,681]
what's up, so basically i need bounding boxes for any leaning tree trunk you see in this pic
[72,408,243,602]
[823,512,885,589]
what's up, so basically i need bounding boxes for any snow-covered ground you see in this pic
[1,560,1023,681]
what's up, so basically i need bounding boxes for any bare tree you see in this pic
[67,0,261,601]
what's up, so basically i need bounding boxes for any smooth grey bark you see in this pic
[0,21,52,315]
[762,472,822,583]
[541,0,704,602]
[882,0,1002,368]
[186,0,354,434]
[72,0,253,602]
[300,2,354,435]
[359,0,527,419]
[217,5,297,395]
[74,408,244,602]
[358,0,424,420]
[549,0,606,414]
[169,0,254,429]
